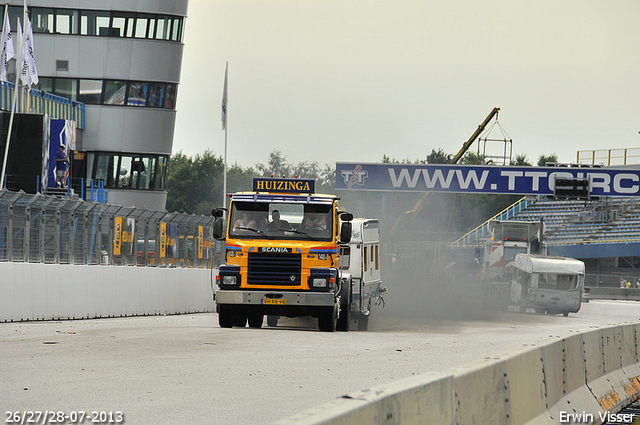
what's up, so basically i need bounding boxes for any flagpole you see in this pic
[0,3,9,187]
[0,16,23,189]
[221,62,228,208]
[223,122,227,207]
[1,5,7,45]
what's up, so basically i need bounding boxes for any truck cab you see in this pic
[212,178,355,332]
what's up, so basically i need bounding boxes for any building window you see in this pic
[20,6,184,42]
[127,82,147,107]
[56,9,78,35]
[104,81,126,105]
[78,80,102,104]
[35,77,177,110]
[90,152,169,191]
[148,83,164,108]
[164,84,176,109]
[31,8,54,33]
[80,10,110,36]
[54,79,76,101]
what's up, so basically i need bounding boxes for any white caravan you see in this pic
[510,254,585,316]
[339,218,387,331]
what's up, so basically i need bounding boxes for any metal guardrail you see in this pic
[0,81,85,129]
[0,189,220,268]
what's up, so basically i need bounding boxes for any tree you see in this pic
[317,163,336,194]
[256,150,291,178]
[167,150,225,214]
[166,152,197,214]
[226,162,257,195]
[426,148,451,164]
[459,151,486,165]
[537,153,558,166]
[511,154,532,166]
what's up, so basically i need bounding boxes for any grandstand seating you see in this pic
[508,197,640,245]
[453,196,640,247]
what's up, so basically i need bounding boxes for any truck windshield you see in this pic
[229,201,333,241]
[504,246,527,262]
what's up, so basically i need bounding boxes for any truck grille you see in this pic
[247,252,302,286]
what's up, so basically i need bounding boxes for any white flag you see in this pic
[0,12,14,81]
[18,16,38,87]
[221,62,228,130]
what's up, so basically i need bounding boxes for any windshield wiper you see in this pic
[235,227,273,239]
[287,229,320,241]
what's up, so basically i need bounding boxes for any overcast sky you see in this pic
[172,0,640,170]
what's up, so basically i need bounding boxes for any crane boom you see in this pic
[450,107,500,164]
[389,107,501,240]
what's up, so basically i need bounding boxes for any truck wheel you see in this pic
[336,303,350,332]
[357,314,369,331]
[233,312,248,327]
[519,303,527,314]
[248,313,264,328]
[267,315,279,327]
[318,306,337,332]
[218,305,233,328]
[563,311,569,317]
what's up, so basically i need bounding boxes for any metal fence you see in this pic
[0,189,220,268]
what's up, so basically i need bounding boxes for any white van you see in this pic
[510,254,585,316]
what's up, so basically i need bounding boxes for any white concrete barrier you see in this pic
[275,323,640,425]
[0,263,216,322]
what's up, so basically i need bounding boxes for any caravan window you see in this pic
[339,246,351,270]
[557,275,577,290]
[364,247,368,272]
[537,273,577,290]
[375,245,379,270]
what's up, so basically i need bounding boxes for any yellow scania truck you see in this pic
[212,177,367,332]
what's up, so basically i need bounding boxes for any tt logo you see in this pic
[341,164,368,189]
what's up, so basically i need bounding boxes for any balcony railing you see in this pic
[0,80,85,129]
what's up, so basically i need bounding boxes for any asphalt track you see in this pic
[3,298,640,425]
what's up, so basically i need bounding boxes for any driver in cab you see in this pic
[299,212,327,231]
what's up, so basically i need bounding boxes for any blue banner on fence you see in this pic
[335,163,640,197]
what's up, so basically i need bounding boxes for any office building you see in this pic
[2,0,188,210]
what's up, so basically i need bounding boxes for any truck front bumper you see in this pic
[215,290,336,307]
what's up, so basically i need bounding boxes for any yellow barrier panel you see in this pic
[114,217,123,256]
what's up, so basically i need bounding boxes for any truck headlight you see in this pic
[222,275,238,285]
[312,277,328,288]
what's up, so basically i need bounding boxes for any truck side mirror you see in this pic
[213,218,224,240]
[211,208,226,240]
[340,222,352,244]
[340,212,353,222]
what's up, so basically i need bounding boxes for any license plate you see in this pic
[262,298,286,305]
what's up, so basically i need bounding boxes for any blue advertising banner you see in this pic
[47,119,76,188]
[335,162,640,197]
